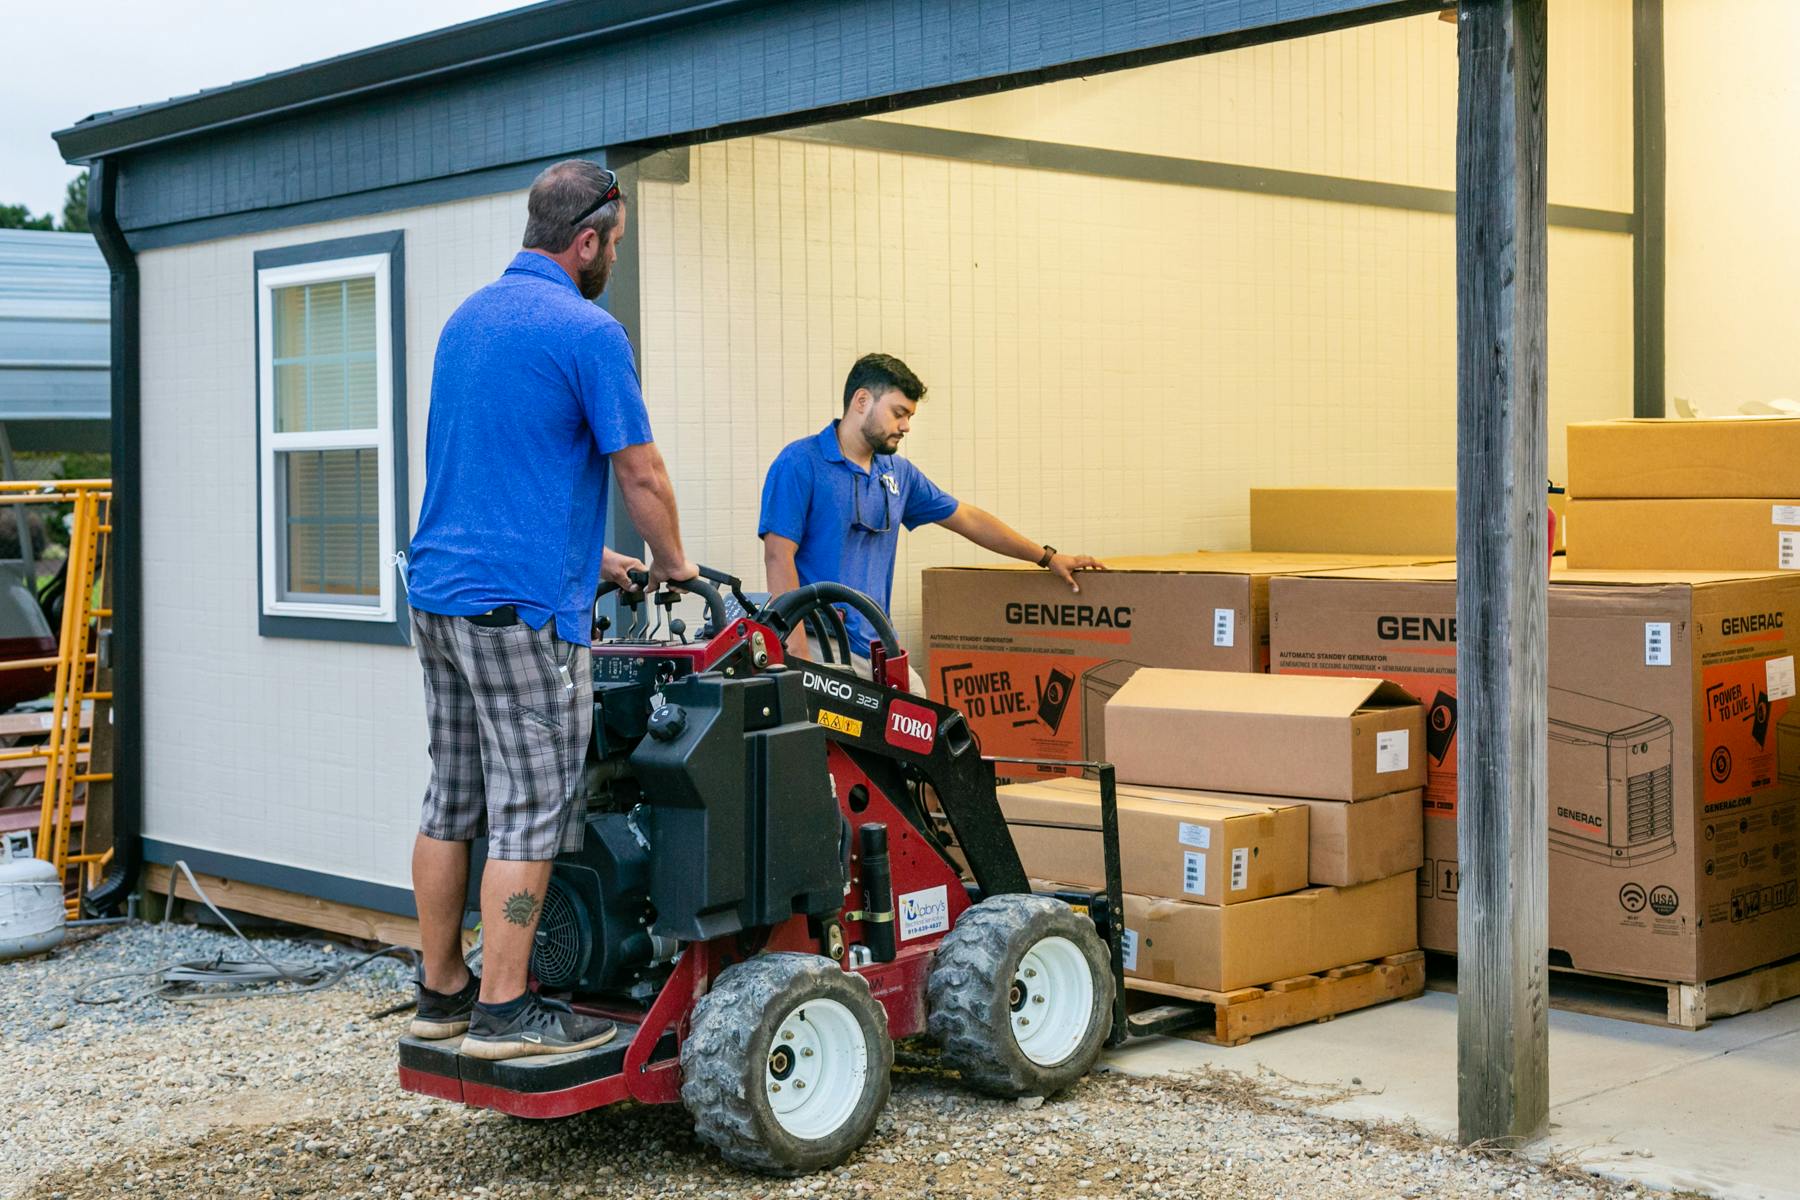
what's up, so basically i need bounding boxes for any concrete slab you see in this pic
[1102,991,1800,1199]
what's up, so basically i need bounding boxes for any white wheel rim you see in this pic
[764,997,869,1140]
[1010,935,1094,1067]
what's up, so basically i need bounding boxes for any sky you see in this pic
[3,0,523,220]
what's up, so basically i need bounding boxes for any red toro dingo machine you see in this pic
[399,571,1197,1174]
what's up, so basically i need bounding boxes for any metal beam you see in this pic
[1632,0,1666,417]
[1454,0,1550,1146]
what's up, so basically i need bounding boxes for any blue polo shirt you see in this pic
[407,252,654,644]
[759,423,959,657]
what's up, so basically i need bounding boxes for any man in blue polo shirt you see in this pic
[760,353,1103,690]
[404,160,696,1061]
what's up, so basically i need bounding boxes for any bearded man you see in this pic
[759,352,1103,690]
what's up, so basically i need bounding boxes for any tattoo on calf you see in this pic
[503,890,539,927]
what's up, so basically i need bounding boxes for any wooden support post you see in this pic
[1454,0,1550,1147]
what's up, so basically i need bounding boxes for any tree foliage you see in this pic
[0,171,92,232]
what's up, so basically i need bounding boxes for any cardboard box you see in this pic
[999,778,1309,903]
[1249,487,1568,556]
[921,552,1448,777]
[1104,873,1418,994]
[1104,668,1427,801]
[1278,790,1425,888]
[1252,488,1459,556]
[1568,416,1800,499]
[1566,498,1800,572]
[1270,561,1800,981]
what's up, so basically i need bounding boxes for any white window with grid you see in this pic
[256,254,396,623]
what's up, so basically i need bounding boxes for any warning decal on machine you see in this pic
[1120,928,1139,972]
[816,710,863,737]
[897,885,950,941]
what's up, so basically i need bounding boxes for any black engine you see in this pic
[473,659,848,999]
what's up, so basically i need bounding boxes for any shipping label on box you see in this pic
[1271,563,1800,980]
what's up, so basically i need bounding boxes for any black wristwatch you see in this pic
[1036,545,1057,568]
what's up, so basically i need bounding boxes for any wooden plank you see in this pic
[1700,956,1800,1022]
[0,709,91,737]
[1454,0,1551,1147]
[0,804,80,836]
[145,863,432,950]
[1125,952,1427,1046]
[1439,950,1800,1029]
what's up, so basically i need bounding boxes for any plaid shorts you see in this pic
[413,608,593,861]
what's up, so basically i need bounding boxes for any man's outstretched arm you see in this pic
[937,504,1105,592]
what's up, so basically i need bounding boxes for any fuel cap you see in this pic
[647,703,688,742]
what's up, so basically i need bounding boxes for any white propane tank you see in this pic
[0,854,65,960]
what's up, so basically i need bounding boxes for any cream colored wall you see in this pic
[638,8,1635,655]
[137,193,526,889]
[1665,0,1800,411]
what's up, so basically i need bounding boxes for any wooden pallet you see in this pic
[1424,950,1800,1029]
[1125,951,1426,1046]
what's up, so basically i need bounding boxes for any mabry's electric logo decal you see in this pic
[885,698,938,753]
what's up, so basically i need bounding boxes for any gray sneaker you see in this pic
[459,994,618,1061]
[410,972,480,1039]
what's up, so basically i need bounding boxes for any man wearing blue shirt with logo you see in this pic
[404,160,695,1061]
[761,353,1102,691]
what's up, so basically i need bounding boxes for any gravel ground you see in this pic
[2,923,1684,1200]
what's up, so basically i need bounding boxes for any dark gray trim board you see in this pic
[125,148,610,253]
[1632,0,1665,417]
[786,119,1633,233]
[253,231,412,648]
[145,839,418,919]
[66,0,1440,240]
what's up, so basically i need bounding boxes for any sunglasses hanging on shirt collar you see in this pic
[852,471,898,534]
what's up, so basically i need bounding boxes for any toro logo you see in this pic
[885,698,938,753]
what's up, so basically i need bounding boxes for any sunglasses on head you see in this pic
[568,168,622,228]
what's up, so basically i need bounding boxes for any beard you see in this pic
[860,415,902,455]
[578,253,612,300]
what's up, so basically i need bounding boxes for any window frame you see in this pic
[253,231,409,646]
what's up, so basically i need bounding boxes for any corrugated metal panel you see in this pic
[0,230,111,422]
[102,0,1421,238]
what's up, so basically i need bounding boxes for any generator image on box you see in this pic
[1778,709,1800,786]
[1547,687,1676,867]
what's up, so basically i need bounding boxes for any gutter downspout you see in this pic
[83,158,142,915]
